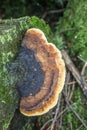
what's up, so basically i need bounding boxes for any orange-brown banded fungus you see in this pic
[16,28,65,116]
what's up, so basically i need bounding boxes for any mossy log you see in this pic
[0,16,54,130]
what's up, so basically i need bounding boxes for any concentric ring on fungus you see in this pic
[17,28,65,116]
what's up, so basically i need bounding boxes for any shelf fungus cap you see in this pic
[18,28,65,116]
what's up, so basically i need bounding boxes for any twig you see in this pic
[64,71,75,101]
[65,81,76,85]
[65,72,70,85]
[81,62,87,76]
[61,49,87,98]
[77,56,86,63]
[81,62,87,96]
[57,107,68,119]
[58,111,62,130]
[41,11,48,19]
[76,124,83,130]
[50,94,61,130]
[40,119,53,130]
[69,81,75,100]
[70,122,73,130]
[48,9,65,14]
[64,72,71,100]
[41,9,64,19]
[59,28,76,34]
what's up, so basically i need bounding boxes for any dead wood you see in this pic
[61,49,87,98]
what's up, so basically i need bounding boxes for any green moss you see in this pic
[22,121,34,130]
[0,16,62,130]
[54,33,64,49]
[56,0,87,60]
[56,1,87,128]
[29,16,52,41]
[62,87,87,130]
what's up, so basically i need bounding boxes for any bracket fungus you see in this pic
[16,28,65,116]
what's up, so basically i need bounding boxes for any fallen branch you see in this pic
[61,49,87,98]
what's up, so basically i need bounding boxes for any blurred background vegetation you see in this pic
[0,0,67,27]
